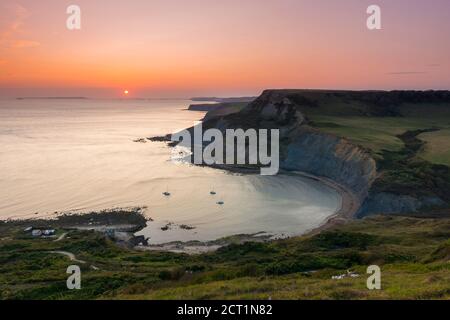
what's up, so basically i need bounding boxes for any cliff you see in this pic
[282,128,376,201]
[196,89,450,217]
[188,102,249,121]
[204,90,450,217]
[202,90,378,204]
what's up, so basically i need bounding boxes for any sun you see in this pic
[123,90,129,95]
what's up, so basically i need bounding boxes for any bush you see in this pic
[309,232,378,250]
[158,268,185,281]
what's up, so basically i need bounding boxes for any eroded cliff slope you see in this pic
[203,90,377,205]
[201,89,450,216]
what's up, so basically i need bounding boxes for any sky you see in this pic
[0,0,449,98]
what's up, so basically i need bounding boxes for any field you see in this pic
[419,129,450,166]
[214,93,450,166]
[0,213,449,300]
[308,115,450,206]
[310,115,450,161]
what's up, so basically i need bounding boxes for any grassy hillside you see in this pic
[2,90,449,300]
[309,113,450,162]
[1,214,449,300]
[203,90,450,165]
[419,129,450,166]
[311,115,450,204]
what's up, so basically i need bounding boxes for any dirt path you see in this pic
[49,250,86,264]
[49,250,100,270]
[54,232,68,242]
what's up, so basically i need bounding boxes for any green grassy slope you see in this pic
[419,129,450,166]
[309,114,450,161]
[1,214,449,300]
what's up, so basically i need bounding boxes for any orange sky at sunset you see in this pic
[1,0,449,98]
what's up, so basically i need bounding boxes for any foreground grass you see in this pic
[1,215,449,300]
[119,265,450,300]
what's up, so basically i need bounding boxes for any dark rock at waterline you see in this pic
[147,135,171,142]
[179,224,196,230]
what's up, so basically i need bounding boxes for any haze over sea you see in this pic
[0,99,340,244]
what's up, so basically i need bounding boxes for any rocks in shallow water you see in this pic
[160,222,196,231]
[133,138,147,143]
[179,224,196,230]
[161,222,174,231]
[147,135,171,142]
[147,135,178,147]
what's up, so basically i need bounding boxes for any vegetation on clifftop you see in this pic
[282,90,450,209]
[0,213,449,300]
[200,90,450,210]
[2,90,450,300]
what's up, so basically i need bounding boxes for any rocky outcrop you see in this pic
[202,90,378,205]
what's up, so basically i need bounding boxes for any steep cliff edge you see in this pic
[194,89,450,217]
[202,90,377,206]
[282,128,376,201]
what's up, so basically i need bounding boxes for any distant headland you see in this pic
[16,97,89,100]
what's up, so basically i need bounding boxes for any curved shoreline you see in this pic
[292,172,360,236]
[141,168,360,254]
[209,166,361,224]
[0,169,358,255]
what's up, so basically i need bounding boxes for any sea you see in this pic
[0,98,340,244]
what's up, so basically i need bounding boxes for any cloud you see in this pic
[386,71,427,75]
[10,39,40,48]
[0,3,40,49]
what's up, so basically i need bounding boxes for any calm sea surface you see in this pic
[0,99,340,243]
